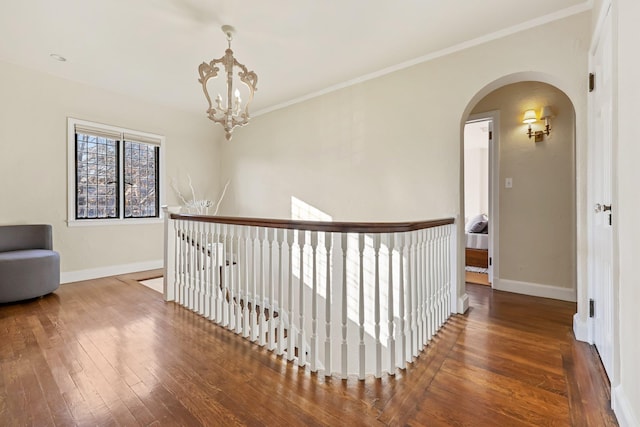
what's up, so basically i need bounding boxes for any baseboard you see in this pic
[493,278,576,302]
[612,384,639,427]
[61,259,163,284]
[573,313,592,343]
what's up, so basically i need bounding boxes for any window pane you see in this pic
[123,141,159,218]
[75,133,119,219]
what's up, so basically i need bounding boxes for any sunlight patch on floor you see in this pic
[139,277,163,293]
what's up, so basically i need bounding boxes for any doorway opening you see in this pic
[464,118,493,286]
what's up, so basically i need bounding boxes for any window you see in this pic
[68,118,164,225]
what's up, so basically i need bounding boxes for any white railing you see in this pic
[163,209,457,379]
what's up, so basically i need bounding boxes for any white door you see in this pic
[588,3,614,380]
[487,120,494,284]
[464,116,495,284]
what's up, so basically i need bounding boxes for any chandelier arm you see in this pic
[198,57,226,117]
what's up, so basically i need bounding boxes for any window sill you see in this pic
[67,217,164,227]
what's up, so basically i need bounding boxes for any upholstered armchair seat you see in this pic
[0,225,60,303]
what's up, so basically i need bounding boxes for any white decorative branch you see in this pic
[170,177,190,206]
[213,179,230,216]
[170,175,230,215]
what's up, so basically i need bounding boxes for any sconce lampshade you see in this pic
[523,109,537,124]
[540,105,553,119]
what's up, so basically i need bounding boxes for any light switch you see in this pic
[505,177,513,188]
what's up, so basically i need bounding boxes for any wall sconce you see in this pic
[523,106,552,142]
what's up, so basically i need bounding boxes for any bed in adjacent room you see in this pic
[465,214,489,270]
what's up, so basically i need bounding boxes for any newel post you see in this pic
[450,220,467,314]
[162,206,177,302]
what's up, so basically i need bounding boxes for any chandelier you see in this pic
[198,25,258,141]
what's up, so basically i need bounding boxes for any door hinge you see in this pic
[488,131,493,140]
[589,299,595,317]
[589,73,595,92]
[489,257,492,266]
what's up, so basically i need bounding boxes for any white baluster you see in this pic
[397,233,406,369]
[191,221,198,311]
[214,223,222,324]
[423,229,430,346]
[221,224,232,329]
[434,227,440,336]
[422,229,429,346]
[203,222,212,319]
[188,220,195,309]
[441,226,449,326]
[277,229,285,355]
[415,230,420,345]
[410,231,418,358]
[324,231,332,377]
[436,226,443,325]
[387,233,396,374]
[222,224,230,327]
[193,221,200,313]
[186,220,193,307]
[426,228,433,342]
[435,228,440,337]
[444,224,458,318]
[177,220,185,305]
[420,230,429,351]
[286,229,296,361]
[258,227,267,346]
[243,226,251,338]
[251,226,259,342]
[373,233,382,378]
[268,228,276,350]
[340,233,348,379]
[235,228,243,334]
[358,233,365,380]
[228,224,236,331]
[435,227,443,330]
[310,231,318,372]
[297,229,306,367]
[197,221,205,315]
[191,220,198,310]
[430,227,437,333]
[181,220,188,307]
[212,223,219,321]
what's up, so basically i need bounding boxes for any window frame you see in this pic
[67,118,165,227]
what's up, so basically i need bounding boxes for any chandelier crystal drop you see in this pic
[198,25,258,141]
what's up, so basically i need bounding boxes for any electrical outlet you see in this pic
[505,178,513,188]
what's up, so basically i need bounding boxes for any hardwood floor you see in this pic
[0,272,618,426]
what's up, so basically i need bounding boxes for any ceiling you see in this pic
[0,0,590,116]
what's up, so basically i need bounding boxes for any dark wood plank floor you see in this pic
[0,272,618,426]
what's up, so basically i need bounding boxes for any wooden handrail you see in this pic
[169,213,454,233]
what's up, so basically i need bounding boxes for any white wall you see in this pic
[614,0,640,423]
[0,60,221,279]
[219,12,590,307]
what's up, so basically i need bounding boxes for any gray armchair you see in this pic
[0,224,60,303]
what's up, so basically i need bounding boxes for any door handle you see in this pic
[594,203,612,213]
[603,204,612,212]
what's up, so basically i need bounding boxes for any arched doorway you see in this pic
[463,81,577,301]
